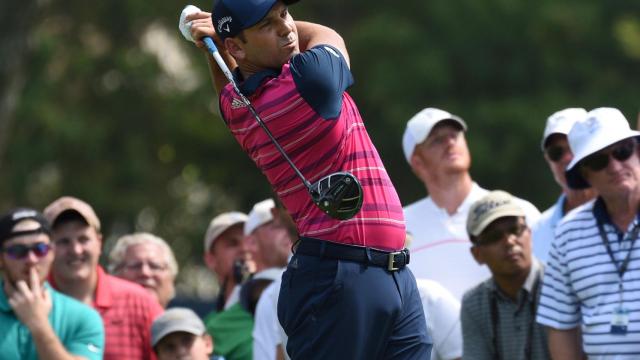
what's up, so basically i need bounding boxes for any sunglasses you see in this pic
[1,242,52,260]
[581,140,636,172]
[545,145,571,163]
[477,222,527,246]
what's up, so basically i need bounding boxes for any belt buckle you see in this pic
[387,251,402,271]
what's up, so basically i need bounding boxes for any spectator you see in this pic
[151,307,220,360]
[537,108,640,358]
[44,196,163,360]
[209,199,295,360]
[203,211,252,312]
[532,108,596,263]
[244,198,291,275]
[0,208,104,359]
[402,107,541,299]
[249,199,296,360]
[461,190,550,360]
[109,232,178,308]
[186,0,431,358]
[203,211,253,360]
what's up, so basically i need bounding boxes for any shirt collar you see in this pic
[592,196,640,232]
[93,265,113,309]
[490,257,542,302]
[233,67,281,97]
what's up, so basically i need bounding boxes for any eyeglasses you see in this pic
[581,139,636,172]
[477,223,528,246]
[123,261,168,273]
[1,242,52,260]
[545,145,571,162]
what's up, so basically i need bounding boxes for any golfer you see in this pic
[185,0,431,358]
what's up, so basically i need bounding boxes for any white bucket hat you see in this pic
[565,107,640,189]
[402,107,467,163]
[540,108,587,150]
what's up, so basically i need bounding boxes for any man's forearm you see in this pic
[30,322,84,360]
[547,327,584,360]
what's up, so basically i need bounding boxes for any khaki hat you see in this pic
[151,308,205,347]
[467,190,525,237]
[203,211,248,251]
[244,199,275,236]
[44,196,101,232]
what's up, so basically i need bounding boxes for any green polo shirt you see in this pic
[0,281,104,360]
[206,303,253,360]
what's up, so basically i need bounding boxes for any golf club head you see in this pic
[310,172,363,220]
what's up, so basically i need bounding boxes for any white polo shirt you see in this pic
[416,279,462,360]
[531,194,566,264]
[404,183,541,300]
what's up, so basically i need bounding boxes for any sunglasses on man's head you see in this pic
[476,222,527,246]
[581,139,637,172]
[0,242,52,260]
[545,145,571,163]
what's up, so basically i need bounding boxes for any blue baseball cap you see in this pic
[212,0,299,40]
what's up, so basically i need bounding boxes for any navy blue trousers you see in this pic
[277,253,432,360]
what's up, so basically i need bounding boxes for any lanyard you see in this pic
[490,274,540,360]
[596,220,639,281]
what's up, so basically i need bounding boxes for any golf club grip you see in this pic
[203,37,235,85]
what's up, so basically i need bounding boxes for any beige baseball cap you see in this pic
[203,211,248,251]
[44,196,101,232]
[466,190,525,237]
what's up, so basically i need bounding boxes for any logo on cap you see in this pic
[217,16,232,34]
[585,116,600,134]
[471,199,510,222]
[12,209,37,221]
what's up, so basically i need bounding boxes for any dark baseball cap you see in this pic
[0,208,51,246]
[212,0,300,40]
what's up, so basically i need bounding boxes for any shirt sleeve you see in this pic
[536,224,581,329]
[460,292,493,360]
[289,45,354,120]
[64,305,105,360]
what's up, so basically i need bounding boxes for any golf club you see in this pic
[179,6,363,220]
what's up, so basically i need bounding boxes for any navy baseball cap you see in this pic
[212,0,300,40]
[0,208,51,246]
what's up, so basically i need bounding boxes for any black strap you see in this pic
[596,220,640,280]
[490,274,540,360]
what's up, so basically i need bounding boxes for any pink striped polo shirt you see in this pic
[219,45,404,251]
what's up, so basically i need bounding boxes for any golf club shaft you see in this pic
[203,37,313,190]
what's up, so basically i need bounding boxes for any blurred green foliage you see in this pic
[1,0,639,296]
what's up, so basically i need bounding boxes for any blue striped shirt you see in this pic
[536,198,640,358]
